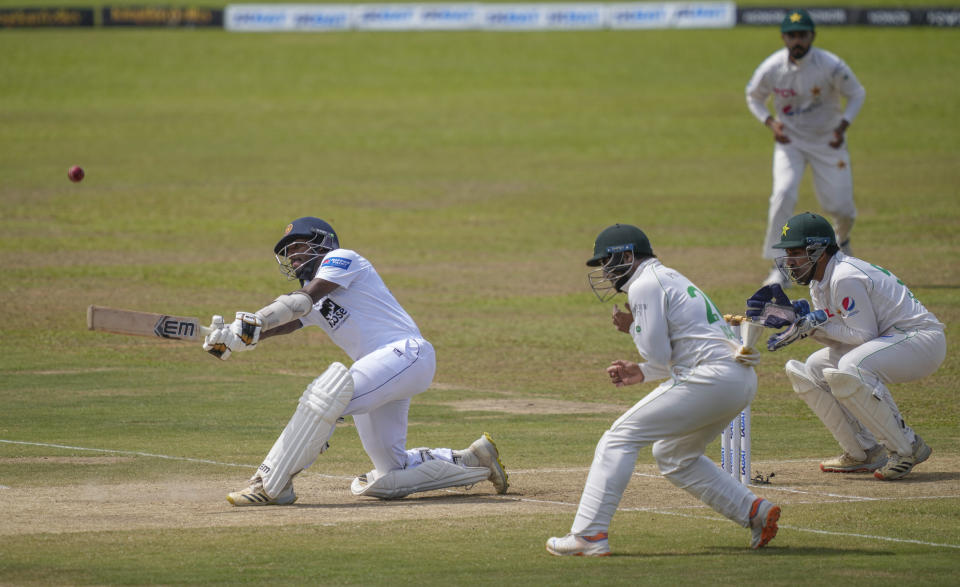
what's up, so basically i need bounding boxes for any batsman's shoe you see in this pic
[820,444,887,473]
[227,478,297,506]
[455,432,509,494]
[545,533,611,557]
[874,435,932,481]
[749,498,780,550]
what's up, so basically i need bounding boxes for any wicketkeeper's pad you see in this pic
[824,368,912,456]
[786,360,866,460]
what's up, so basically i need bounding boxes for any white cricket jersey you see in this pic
[746,47,865,142]
[298,249,423,361]
[623,259,740,382]
[808,252,944,347]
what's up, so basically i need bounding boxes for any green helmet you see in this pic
[781,8,815,33]
[772,212,836,286]
[586,224,654,267]
[773,212,836,250]
[586,224,655,302]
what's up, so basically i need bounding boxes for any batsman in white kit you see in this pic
[546,224,780,557]
[747,212,945,480]
[746,9,866,288]
[202,217,508,505]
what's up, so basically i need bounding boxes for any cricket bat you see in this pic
[87,305,211,341]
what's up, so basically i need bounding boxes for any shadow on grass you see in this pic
[889,470,960,484]
[611,545,891,557]
[288,494,508,510]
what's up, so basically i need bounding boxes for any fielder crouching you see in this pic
[747,212,945,480]
[203,216,508,505]
[546,224,780,557]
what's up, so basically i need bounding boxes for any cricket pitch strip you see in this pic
[2,457,958,537]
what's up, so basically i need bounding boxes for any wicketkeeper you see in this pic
[546,224,780,557]
[747,212,945,480]
[203,217,508,505]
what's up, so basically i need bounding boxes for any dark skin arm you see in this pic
[829,119,850,149]
[258,278,341,341]
[607,360,645,387]
[302,277,339,304]
[612,303,633,334]
[764,116,790,144]
[260,320,302,340]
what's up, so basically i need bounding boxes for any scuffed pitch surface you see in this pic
[3,456,958,536]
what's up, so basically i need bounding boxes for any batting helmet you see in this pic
[772,212,837,285]
[586,224,654,267]
[274,217,340,282]
[587,224,655,302]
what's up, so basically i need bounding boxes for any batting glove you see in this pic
[229,311,263,350]
[746,284,797,328]
[203,315,241,360]
[767,310,829,351]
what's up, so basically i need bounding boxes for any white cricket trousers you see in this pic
[803,327,946,454]
[340,337,441,475]
[571,361,759,536]
[764,135,856,259]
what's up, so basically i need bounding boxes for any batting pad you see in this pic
[259,362,354,498]
[786,361,865,460]
[824,368,912,456]
[350,459,490,499]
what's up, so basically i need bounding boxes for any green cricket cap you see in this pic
[781,9,815,33]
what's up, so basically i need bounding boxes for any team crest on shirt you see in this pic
[319,297,350,330]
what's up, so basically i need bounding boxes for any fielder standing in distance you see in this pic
[203,217,508,505]
[747,212,945,480]
[546,224,780,556]
[746,8,866,288]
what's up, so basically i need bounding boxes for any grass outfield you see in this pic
[2,24,959,585]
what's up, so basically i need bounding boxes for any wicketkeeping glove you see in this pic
[766,310,829,351]
[229,311,263,349]
[792,298,811,318]
[203,315,242,360]
[745,284,797,328]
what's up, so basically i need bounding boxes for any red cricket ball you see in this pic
[68,165,85,183]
